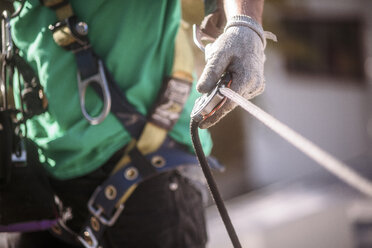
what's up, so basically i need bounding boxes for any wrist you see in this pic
[224,15,277,48]
[224,15,265,45]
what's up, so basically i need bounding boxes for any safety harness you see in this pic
[37,1,221,247]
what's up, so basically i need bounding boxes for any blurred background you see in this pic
[205,0,372,247]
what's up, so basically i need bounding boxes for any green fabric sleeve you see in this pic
[11,0,212,179]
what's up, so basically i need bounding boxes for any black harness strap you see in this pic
[128,147,157,177]
[11,54,48,119]
[100,64,146,139]
[0,110,13,185]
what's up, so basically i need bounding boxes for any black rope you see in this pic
[190,119,242,248]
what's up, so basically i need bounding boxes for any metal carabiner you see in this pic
[192,24,216,54]
[191,25,232,122]
[1,10,13,61]
[190,73,232,122]
[77,60,111,125]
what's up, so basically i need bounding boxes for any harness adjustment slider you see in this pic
[87,186,125,227]
[48,16,89,50]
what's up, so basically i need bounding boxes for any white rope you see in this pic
[220,87,372,198]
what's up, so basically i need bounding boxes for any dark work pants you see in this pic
[2,151,208,248]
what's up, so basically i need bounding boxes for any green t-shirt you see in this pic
[11,0,212,179]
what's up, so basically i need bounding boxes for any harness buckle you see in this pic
[87,186,124,226]
[77,60,111,125]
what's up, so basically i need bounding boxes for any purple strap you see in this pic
[0,219,58,232]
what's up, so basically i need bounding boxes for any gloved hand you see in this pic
[196,15,275,129]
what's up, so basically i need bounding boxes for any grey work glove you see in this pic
[197,15,275,129]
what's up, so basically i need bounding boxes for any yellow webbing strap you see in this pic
[111,123,167,174]
[115,184,138,208]
[42,0,74,20]
[52,26,76,47]
[181,0,205,25]
[55,4,73,20]
[172,20,195,82]
[137,123,168,155]
[6,87,15,109]
[112,17,198,207]
[42,0,65,7]
[42,0,75,47]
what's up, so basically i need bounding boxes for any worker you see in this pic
[1,0,268,247]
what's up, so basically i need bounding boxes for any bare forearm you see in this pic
[223,0,264,24]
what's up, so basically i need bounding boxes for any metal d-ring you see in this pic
[77,60,111,125]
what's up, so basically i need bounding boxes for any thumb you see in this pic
[196,47,230,93]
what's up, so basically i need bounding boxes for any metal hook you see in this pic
[77,60,111,125]
[192,24,216,53]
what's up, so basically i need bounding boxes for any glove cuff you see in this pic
[224,15,277,48]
